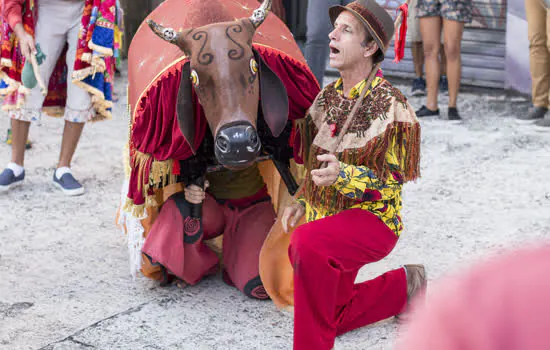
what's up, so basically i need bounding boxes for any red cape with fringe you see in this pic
[126,0,320,214]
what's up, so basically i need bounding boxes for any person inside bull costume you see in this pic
[259,0,426,348]
[118,0,319,300]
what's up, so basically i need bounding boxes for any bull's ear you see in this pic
[254,49,288,137]
[177,61,196,153]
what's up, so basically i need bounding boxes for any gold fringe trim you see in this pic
[79,53,107,73]
[72,67,93,81]
[41,106,65,118]
[123,142,131,178]
[0,71,22,97]
[149,158,177,187]
[88,41,114,57]
[145,195,159,208]
[92,56,107,72]
[1,58,13,68]
[72,66,106,81]
[81,53,92,63]
[131,55,188,122]
[71,72,113,122]
[133,151,151,194]
[130,150,179,215]
[91,94,114,110]
[123,198,147,218]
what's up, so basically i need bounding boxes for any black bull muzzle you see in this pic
[215,121,261,166]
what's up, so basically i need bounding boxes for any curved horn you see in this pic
[249,0,272,28]
[147,19,180,44]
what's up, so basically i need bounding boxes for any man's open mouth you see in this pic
[330,46,340,54]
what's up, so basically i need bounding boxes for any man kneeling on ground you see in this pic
[282,1,426,349]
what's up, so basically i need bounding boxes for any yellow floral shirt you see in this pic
[297,76,407,236]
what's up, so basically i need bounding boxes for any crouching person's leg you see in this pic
[223,199,276,300]
[142,192,222,285]
[289,209,407,350]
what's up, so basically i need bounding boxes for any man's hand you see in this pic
[184,181,210,204]
[14,24,36,60]
[310,154,341,186]
[281,203,305,233]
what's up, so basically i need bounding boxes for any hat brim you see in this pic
[328,5,386,62]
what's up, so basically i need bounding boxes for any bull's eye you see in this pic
[250,58,258,75]
[190,70,199,86]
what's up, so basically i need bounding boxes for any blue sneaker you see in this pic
[53,169,85,196]
[0,167,25,192]
[440,75,449,95]
[411,77,426,96]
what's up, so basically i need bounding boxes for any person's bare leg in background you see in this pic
[10,119,31,167]
[442,19,465,110]
[419,16,442,112]
[58,121,85,168]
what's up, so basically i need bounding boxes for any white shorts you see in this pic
[9,0,93,123]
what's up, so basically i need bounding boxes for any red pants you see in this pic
[288,209,407,350]
[142,188,275,299]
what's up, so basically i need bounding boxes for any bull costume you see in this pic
[260,1,426,348]
[117,0,318,299]
[0,0,117,194]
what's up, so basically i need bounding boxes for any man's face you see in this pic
[328,11,374,70]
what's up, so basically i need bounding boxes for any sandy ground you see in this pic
[1,63,549,350]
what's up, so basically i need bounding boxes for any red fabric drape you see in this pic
[131,60,206,160]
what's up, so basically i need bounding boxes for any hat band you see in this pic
[346,2,387,49]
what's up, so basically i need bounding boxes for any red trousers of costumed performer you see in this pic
[142,187,275,299]
[289,209,407,350]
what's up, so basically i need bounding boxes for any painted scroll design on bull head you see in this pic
[226,24,246,61]
[146,0,288,167]
[192,31,213,66]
